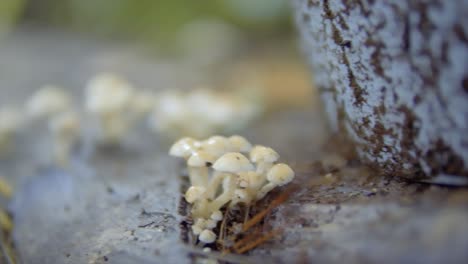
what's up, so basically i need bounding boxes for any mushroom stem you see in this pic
[230,188,252,207]
[53,137,74,166]
[208,174,236,213]
[188,166,209,186]
[191,198,210,218]
[205,172,225,199]
[101,113,128,144]
[256,182,277,200]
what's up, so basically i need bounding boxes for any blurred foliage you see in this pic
[18,0,291,49]
[0,0,25,37]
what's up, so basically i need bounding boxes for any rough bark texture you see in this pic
[294,0,468,183]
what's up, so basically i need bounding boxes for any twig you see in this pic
[234,229,282,254]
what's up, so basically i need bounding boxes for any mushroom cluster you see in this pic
[169,135,294,243]
[85,73,137,145]
[25,85,81,165]
[149,88,261,138]
[1,72,264,168]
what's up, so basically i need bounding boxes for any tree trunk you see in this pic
[294,0,468,184]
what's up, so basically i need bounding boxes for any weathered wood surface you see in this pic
[1,28,468,264]
[294,0,468,183]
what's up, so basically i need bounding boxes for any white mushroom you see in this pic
[192,218,207,235]
[250,145,279,174]
[199,229,217,243]
[213,152,254,172]
[169,137,200,159]
[85,73,134,114]
[205,152,253,199]
[201,135,230,157]
[48,111,81,166]
[210,210,223,221]
[228,135,252,153]
[207,152,254,214]
[187,151,216,186]
[85,73,134,144]
[204,219,217,229]
[26,85,71,118]
[257,163,294,200]
[185,186,206,204]
[147,91,189,135]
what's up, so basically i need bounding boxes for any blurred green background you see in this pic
[1,0,292,49]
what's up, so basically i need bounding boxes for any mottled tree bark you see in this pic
[294,0,468,184]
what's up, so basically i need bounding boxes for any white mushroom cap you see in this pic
[192,225,203,235]
[210,210,223,221]
[201,135,229,156]
[152,91,187,123]
[199,229,217,243]
[169,137,200,158]
[250,145,279,163]
[267,163,295,186]
[192,218,207,235]
[187,151,216,167]
[203,247,211,253]
[85,73,134,114]
[185,186,206,203]
[228,135,252,152]
[213,152,254,173]
[205,219,217,229]
[26,85,70,118]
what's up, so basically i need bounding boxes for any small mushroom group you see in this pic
[26,85,81,165]
[169,135,295,244]
[149,88,261,138]
[85,73,136,145]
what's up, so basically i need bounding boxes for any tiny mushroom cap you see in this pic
[199,229,217,243]
[210,210,223,221]
[228,135,252,153]
[85,73,134,114]
[192,225,203,235]
[26,85,70,118]
[205,219,217,229]
[213,152,254,173]
[169,137,200,159]
[202,135,230,156]
[185,186,206,203]
[267,163,295,186]
[187,151,217,167]
[250,145,279,163]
